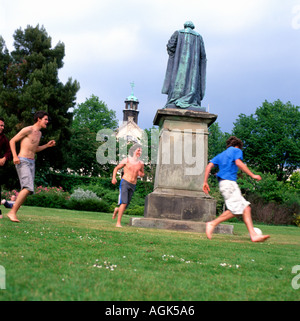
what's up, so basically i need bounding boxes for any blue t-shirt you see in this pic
[210,147,243,181]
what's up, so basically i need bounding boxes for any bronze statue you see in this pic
[162,21,207,110]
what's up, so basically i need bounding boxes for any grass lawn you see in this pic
[0,206,299,301]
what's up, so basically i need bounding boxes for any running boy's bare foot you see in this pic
[7,212,20,223]
[206,222,215,240]
[115,224,122,228]
[251,234,270,242]
[112,207,118,220]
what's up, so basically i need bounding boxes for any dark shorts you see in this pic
[118,179,136,207]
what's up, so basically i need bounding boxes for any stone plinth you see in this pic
[152,108,217,194]
[143,191,216,222]
[130,217,234,235]
[130,108,233,235]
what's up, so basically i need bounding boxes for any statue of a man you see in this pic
[162,21,207,109]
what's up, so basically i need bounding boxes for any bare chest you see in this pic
[125,161,142,172]
[23,130,41,148]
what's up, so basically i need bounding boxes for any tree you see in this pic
[0,25,79,181]
[66,95,118,176]
[232,100,300,181]
[141,127,158,182]
[66,127,107,177]
[72,95,118,132]
[0,36,11,88]
[207,122,229,161]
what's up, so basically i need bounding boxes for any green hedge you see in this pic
[36,172,154,196]
[19,173,154,215]
[5,171,299,225]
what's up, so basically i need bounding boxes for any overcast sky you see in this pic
[1,0,300,133]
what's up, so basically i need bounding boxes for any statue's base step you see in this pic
[130,217,234,235]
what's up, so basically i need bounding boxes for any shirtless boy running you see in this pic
[111,144,144,227]
[7,111,55,222]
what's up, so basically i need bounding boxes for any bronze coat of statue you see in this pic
[162,21,207,109]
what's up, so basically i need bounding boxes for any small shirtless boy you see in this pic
[7,111,55,222]
[111,144,144,227]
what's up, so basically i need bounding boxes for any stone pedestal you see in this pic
[130,217,234,235]
[130,108,233,235]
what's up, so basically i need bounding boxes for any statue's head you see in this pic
[184,21,195,29]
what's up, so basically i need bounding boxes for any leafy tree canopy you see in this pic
[72,95,118,133]
[232,100,300,181]
[65,95,118,176]
[0,25,80,184]
[208,122,230,161]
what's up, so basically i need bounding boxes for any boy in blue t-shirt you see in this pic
[203,136,270,242]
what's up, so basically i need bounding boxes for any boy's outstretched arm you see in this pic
[10,127,31,164]
[202,162,214,194]
[36,140,56,153]
[235,159,261,181]
[111,158,127,184]
[138,163,145,177]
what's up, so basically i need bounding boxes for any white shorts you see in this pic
[219,180,250,215]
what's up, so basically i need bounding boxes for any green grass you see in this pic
[0,206,299,301]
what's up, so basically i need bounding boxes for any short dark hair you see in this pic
[226,136,243,149]
[0,117,4,122]
[34,111,49,123]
